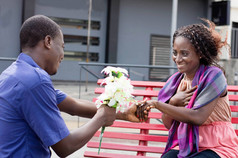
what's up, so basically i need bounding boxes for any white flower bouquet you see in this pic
[95,66,135,112]
[95,66,135,154]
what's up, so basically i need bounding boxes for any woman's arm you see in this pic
[162,113,174,129]
[147,97,219,126]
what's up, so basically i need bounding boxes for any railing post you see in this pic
[234,72,238,105]
[137,87,153,156]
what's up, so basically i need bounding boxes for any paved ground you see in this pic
[51,81,99,158]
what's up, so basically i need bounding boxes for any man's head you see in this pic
[20,15,64,75]
[20,15,61,49]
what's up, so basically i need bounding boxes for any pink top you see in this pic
[178,79,238,158]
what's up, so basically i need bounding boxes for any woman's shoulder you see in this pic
[205,66,225,78]
[206,65,223,72]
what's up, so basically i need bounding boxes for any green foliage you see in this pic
[112,71,123,78]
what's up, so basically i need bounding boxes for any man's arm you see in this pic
[57,96,97,118]
[51,104,116,157]
[58,96,142,122]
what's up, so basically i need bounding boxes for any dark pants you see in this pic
[161,149,221,158]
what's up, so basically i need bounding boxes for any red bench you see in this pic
[84,79,238,158]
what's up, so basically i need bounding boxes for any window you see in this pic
[231,22,238,58]
[64,35,99,46]
[64,51,99,61]
[50,17,100,30]
[149,35,171,80]
[50,17,100,61]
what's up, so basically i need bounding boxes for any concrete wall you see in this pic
[231,0,238,23]
[0,0,22,73]
[220,59,238,85]
[34,0,108,81]
[0,0,22,58]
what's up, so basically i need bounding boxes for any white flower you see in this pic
[101,66,129,77]
[96,66,135,112]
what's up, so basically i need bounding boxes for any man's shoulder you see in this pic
[2,60,51,89]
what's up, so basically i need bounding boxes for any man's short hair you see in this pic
[20,15,61,49]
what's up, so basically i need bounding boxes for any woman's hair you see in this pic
[20,15,61,49]
[173,19,229,69]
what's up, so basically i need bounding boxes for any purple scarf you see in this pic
[158,65,227,158]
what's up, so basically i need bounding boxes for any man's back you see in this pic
[0,53,69,157]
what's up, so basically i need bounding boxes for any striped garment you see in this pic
[158,65,227,158]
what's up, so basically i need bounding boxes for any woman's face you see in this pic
[173,36,201,78]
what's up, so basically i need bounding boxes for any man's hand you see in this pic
[97,104,116,126]
[123,102,140,122]
[116,101,149,122]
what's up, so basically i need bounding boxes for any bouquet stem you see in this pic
[98,126,105,154]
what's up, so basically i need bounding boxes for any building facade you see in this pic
[0,0,237,83]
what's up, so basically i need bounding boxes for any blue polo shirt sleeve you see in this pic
[55,89,67,104]
[21,83,70,147]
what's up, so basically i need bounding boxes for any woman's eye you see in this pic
[182,51,188,56]
[173,51,177,56]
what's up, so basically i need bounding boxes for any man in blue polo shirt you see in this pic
[0,15,143,157]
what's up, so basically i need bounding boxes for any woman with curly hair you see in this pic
[144,19,238,158]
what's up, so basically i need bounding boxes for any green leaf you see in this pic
[117,72,123,78]
[112,71,123,78]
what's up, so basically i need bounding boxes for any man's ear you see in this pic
[44,35,52,49]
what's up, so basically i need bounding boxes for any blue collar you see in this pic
[17,53,41,69]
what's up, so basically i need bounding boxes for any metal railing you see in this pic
[0,57,17,61]
[78,62,177,95]
[0,57,17,74]
[79,62,177,80]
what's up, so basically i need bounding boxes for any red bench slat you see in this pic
[98,79,238,89]
[94,131,168,142]
[228,95,238,101]
[148,112,162,119]
[111,121,168,131]
[87,142,165,153]
[227,85,238,92]
[95,88,238,101]
[130,81,165,88]
[97,79,165,88]
[235,130,238,136]
[232,117,238,124]
[230,105,238,112]
[84,151,156,158]
[95,88,159,97]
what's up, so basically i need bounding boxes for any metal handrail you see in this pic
[78,62,178,84]
[78,62,177,69]
[0,57,17,61]
[78,62,177,94]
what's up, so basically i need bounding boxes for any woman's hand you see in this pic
[135,100,152,122]
[169,83,197,107]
